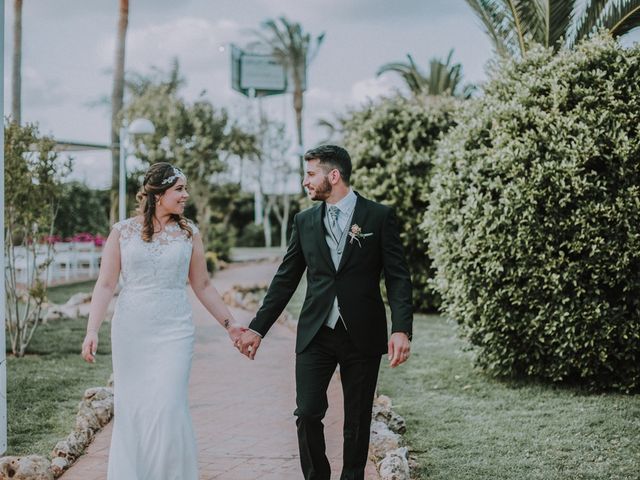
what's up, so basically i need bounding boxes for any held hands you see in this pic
[388,332,411,368]
[81,331,99,364]
[235,330,261,360]
[226,323,247,344]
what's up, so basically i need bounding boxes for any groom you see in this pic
[237,145,413,480]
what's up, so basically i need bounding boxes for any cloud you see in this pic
[100,18,243,74]
[350,75,402,104]
[252,0,460,24]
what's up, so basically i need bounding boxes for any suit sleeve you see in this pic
[248,214,306,337]
[381,207,414,338]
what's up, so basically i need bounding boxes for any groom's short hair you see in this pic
[304,145,352,185]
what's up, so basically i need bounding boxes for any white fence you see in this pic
[10,242,102,285]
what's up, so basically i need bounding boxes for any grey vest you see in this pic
[323,207,355,328]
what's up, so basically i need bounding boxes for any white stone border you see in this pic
[0,379,114,479]
[370,394,416,479]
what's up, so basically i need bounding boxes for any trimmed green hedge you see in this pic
[425,35,640,391]
[343,95,460,311]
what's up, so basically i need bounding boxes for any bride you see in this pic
[81,162,244,479]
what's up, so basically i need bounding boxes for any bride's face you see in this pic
[158,178,189,215]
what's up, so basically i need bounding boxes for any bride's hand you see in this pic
[82,331,99,364]
[226,324,247,344]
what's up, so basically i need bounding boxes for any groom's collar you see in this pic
[325,188,357,215]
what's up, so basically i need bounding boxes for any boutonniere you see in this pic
[348,224,373,247]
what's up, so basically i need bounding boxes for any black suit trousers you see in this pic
[294,321,381,480]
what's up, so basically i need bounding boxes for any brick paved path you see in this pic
[61,261,378,479]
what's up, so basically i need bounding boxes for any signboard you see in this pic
[231,44,287,97]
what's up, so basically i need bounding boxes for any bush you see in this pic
[343,95,460,311]
[236,223,266,247]
[54,182,109,238]
[425,35,640,391]
[206,223,235,263]
[205,251,219,273]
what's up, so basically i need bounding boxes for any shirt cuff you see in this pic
[248,328,263,338]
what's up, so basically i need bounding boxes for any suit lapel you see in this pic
[337,194,368,273]
[313,202,336,272]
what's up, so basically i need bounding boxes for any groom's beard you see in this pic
[307,176,332,201]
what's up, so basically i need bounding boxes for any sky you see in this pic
[3,1,639,189]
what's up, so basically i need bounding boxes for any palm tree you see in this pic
[465,0,640,58]
[110,0,129,225]
[377,50,475,98]
[255,17,324,192]
[12,0,23,124]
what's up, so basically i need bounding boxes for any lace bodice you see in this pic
[113,217,199,291]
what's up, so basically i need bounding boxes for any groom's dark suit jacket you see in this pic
[249,192,413,356]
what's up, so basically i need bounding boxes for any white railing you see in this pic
[10,242,103,285]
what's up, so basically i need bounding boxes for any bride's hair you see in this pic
[136,162,193,243]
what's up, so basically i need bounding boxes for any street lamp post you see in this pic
[1,0,7,454]
[119,118,155,222]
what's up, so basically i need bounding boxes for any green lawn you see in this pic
[377,314,640,480]
[46,279,96,305]
[6,316,112,456]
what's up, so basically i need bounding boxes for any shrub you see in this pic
[54,182,109,238]
[342,95,460,311]
[425,35,640,391]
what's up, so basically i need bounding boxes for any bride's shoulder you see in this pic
[112,216,143,234]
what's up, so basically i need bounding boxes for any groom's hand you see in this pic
[388,332,411,368]
[236,330,262,360]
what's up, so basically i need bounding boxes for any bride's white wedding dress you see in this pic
[108,218,199,480]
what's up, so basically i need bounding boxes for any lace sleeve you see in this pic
[113,218,140,242]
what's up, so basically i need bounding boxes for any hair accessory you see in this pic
[161,167,186,185]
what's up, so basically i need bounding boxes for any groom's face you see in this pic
[303,159,333,201]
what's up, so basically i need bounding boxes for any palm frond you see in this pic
[600,0,640,38]
[504,0,531,54]
[465,0,514,57]
[377,55,427,95]
[573,0,610,44]
[541,0,578,49]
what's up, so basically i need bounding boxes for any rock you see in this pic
[378,447,410,480]
[372,395,406,434]
[84,387,113,402]
[90,398,114,427]
[0,455,53,480]
[369,421,401,461]
[107,373,114,388]
[74,414,97,435]
[372,395,393,422]
[387,411,407,435]
[49,457,69,477]
[76,403,101,432]
[51,440,74,461]
[65,292,91,307]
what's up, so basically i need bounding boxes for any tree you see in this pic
[11,0,23,124]
[4,121,71,357]
[465,0,640,58]
[123,64,256,254]
[255,17,324,192]
[110,0,129,225]
[54,182,110,238]
[377,50,475,98]
[252,117,294,248]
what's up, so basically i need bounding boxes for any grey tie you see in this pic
[327,205,342,243]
